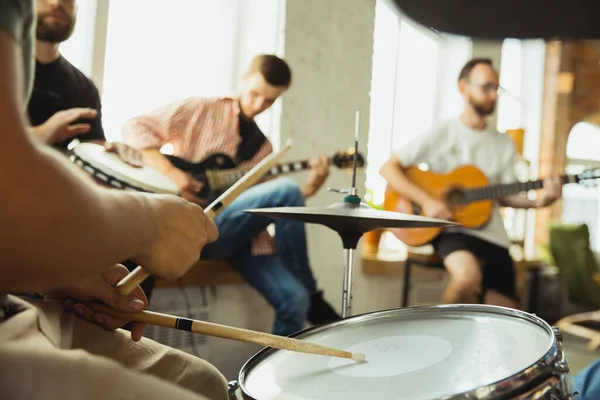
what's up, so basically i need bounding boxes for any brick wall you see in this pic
[537,40,600,244]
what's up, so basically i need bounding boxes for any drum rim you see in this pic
[237,304,559,400]
[70,142,179,194]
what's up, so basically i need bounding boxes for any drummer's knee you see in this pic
[168,349,229,400]
[195,361,229,400]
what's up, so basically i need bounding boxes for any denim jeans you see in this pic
[574,357,600,399]
[201,177,318,336]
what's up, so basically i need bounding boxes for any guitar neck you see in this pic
[264,157,334,177]
[464,174,578,203]
[210,157,334,189]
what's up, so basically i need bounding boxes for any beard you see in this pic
[36,11,75,43]
[470,98,496,116]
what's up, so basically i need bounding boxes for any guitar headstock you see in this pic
[576,168,600,187]
[332,148,365,170]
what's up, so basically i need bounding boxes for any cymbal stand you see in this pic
[327,110,363,318]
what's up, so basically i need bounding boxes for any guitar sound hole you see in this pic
[446,188,466,205]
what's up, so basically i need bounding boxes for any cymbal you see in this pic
[245,202,458,234]
[393,0,600,39]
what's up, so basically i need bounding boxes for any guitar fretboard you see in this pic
[463,174,577,203]
[207,159,332,189]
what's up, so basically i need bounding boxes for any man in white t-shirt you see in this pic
[380,58,562,309]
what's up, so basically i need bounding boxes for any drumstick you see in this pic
[115,141,293,296]
[86,301,366,363]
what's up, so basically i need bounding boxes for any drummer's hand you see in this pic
[169,168,208,207]
[421,198,452,220]
[302,152,330,198]
[48,264,148,341]
[104,142,144,168]
[132,193,218,280]
[32,108,98,144]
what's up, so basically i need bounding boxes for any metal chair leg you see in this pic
[402,259,411,307]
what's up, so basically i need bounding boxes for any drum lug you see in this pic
[552,327,575,398]
[552,326,563,342]
[228,380,240,400]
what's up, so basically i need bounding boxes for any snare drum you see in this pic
[69,142,179,195]
[230,305,574,399]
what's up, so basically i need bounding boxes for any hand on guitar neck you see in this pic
[302,153,330,198]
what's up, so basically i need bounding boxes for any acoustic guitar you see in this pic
[165,149,364,203]
[384,164,600,247]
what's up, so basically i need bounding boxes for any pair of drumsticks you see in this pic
[87,142,366,364]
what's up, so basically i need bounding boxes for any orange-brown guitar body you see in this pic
[383,165,494,247]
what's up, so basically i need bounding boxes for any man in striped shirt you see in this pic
[123,54,340,336]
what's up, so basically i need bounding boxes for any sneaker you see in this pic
[307,290,341,325]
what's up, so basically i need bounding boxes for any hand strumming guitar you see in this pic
[421,197,453,221]
[169,167,208,207]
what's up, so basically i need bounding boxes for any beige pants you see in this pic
[0,296,229,400]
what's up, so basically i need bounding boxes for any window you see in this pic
[99,0,285,143]
[366,0,400,206]
[367,0,444,257]
[367,0,441,207]
[562,121,600,251]
[59,0,98,77]
[497,39,523,134]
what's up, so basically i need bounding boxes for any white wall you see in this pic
[279,0,408,316]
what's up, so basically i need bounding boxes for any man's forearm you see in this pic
[0,140,155,292]
[30,124,53,144]
[499,194,539,209]
[140,149,177,175]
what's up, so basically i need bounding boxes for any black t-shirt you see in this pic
[236,115,267,163]
[27,55,105,153]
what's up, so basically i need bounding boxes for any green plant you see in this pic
[364,188,384,210]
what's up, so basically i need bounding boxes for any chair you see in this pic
[401,248,445,307]
[548,222,600,308]
[549,222,600,349]
[401,247,543,312]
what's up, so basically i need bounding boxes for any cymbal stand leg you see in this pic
[342,248,355,318]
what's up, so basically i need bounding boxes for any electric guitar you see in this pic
[164,149,364,203]
[383,164,600,247]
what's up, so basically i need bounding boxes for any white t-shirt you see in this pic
[393,117,517,249]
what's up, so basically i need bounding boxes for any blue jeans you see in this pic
[201,178,317,336]
[574,357,600,399]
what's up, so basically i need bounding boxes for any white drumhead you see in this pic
[72,142,178,194]
[241,306,555,400]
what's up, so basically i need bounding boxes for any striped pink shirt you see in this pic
[122,96,276,255]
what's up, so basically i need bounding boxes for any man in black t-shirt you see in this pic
[27,0,140,165]
[28,0,150,300]
[27,0,103,152]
